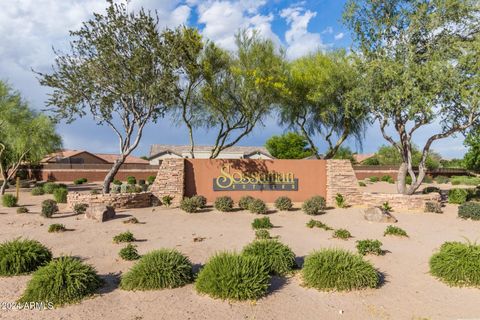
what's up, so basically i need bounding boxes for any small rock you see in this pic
[363,206,397,223]
[85,205,116,222]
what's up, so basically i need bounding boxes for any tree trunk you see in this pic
[396,162,408,194]
[0,178,7,195]
[407,163,426,195]
[102,157,125,194]
[187,124,195,159]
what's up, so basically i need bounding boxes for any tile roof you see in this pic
[149,144,272,158]
[95,153,148,164]
[41,150,148,164]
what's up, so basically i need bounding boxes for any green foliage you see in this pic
[180,197,199,213]
[369,176,379,182]
[248,198,267,214]
[302,249,379,291]
[356,239,383,256]
[73,203,88,215]
[423,176,434,184]
[2,194,17,207]
[333,229,352,240]
[306,219,332,230]
[126,176,136,185]
[191,195,207,209]
[19,256,102,306]
[147,175,156,184]
[302,196,326,215]
[265,132,314,159]
[448,188,469,204]
[430,241,480,288]
[239,195,254,210]
[405,176,412,185]
[464,130,480,171]
[423,186,440,194]
[440,159,465,169]
[382,202,393,212]
[361,156,380,165]
[161,195,174,207]
[73,178,87,185]
[252,217,273,230]
[274,196,293,211]
[0,238,52,276]
[48,224,66,233]
[358,181,366,187]
[335,193,347,208]
[138,179,145,186]
[31,187,44,196]
[43,182,58,194]
[113,179,122,186]
[384,225,408,237]
[332,146,356,163]
[195,252,270,300]
[425,202,443,214]
[450,176,480,186]
[16,206,29,214]
[255,229,271,240]
[118,244,141,261]
[242,240,296,276]
[435,176,449,184]
[214,196,234,212]
[121,249,192,290]
[458,202,480,220]
[113,231,135,244]
[381,175,394,183]
[41,200,58,218]
[53,187,68,203]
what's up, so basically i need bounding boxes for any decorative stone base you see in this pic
[361,192,441,212]
[150,158,185,206]
[326,160,363,206]
[67,192,153,210]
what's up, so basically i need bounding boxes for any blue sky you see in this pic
[0,0,465,158]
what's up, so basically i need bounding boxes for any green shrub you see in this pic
[41,200,58,218]
[2,194,17,207]
[302,249,379,291]
[359,181,367,187]
[43,182,58,194]
[248,198,267,214]
[333,229,352,240]
[214,196,234,212]
[425,201,443,213]
[369,176,379,182]
[242,240,296,276]
[0,238,52,276]
[191,195,207,208]
[435,175,449,184]
[161,195,174,207]
[73,178,84,185]
[90,189,100,195]
[19,256,102,306]
[384,225,408,237]
[382,201,393,212]
[113,231,135,244]
[113,179,122,185]
[405,175,412,185]
[255,229,271,240]
[381,175,393,183]
[335,193,347,208]
[31,187,44,196]
[423,176,434,183]
[180,197,199,213]
[448,188,469,204]
[430,241,480,288]
[121,249,192,290]
[195,252,270,301]
[126,176,136,185]
[138,179,146,186]
[16,206,29,214]
[53,188,68,203]
[73,203,88,215]
[302,196,326,215]
[423,186,440,194]
[458,201,480,220]
[450,175,480,186]
[147,175,156,184]
[252,217,273,229]
[48,224,66,233]
[274,196,293,211]
[356,239,383,256]
[238,196,254,210]
[306,219,332,230]
[119,244,141,261]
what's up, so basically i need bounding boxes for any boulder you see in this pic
[363,206,397,223]
[85,205,116,222]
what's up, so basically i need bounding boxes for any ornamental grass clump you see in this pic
[0,238,52,276]
[73,203,88,215]
[255,229,271,240]
[302,249,380,291]
[335,194,347,208]
[2,194,17,207]
[120,249,193,290]
[195,252,270,301]
[19,256,102,306]
[274,196,293,211]
[448,188,469,204]
[356,239,383,256]
[429,241,480,288]
[384,225,408,237]
[31,187,44,196]
[53,188,68,203]
[248,198,268,214]
[214,196,234,212]
[333,229,352,240]
[458,201,480,220]
[48,224,66,233]
[119,244,141,261]
[180,197,199,213]
[302,196,326,215]
[306,219,332,230]
[191,195,207,209]
[113,231,135,244]
[41,200,58,218]
[239,196,254,210]
[252,217,273,230]
[241,240,296,276]
[43,182,58,194]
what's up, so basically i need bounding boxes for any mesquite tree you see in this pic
[344,0,480,194]
[37,1,177,193]
[0,81,61,195]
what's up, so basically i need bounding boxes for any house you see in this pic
[148,144,274,165]
[41,150,149,165]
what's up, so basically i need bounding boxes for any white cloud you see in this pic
[322,26,333,34]
[334,32,345,40]
[280,5,325,59]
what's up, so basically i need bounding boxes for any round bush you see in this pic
[430,241,480,287]
[274,196,293,211]
[214,196,234,212]
[120,249,193,290]
[53,188,68,203]
[31,187,45,196]
[43,182,58,194]
[180,197,199,213]
[302,249,380,291]
[73,203,88,215]
[73,178,84,185]
[147,175,156,184]
[458,201,480,220]
[248,198,267,214]
[448,188,469,204]
[2,194,17,207]
[191,195,207,208]
[302,196,326,215]
[195,252,270,300]
[41,199,58,218]
[19,256,102,306]
[0,238,52,276]
[242,240,296,276]
[238,196,254,210]
[113,179,122,186]
[119,244,141,261]
[126,176,136,185]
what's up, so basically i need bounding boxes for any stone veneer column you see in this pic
[326,159,363,206]
[150,158,185,206]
